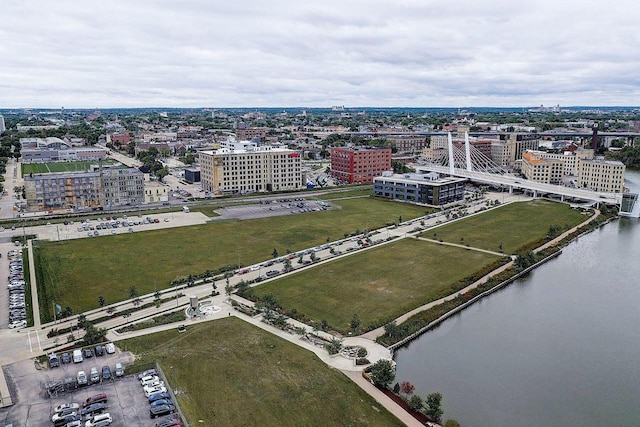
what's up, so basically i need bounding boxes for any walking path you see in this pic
[26,240,40,328]
[412,235,506,256]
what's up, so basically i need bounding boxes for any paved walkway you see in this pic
[26,240,40,328]
[412,235,505,256]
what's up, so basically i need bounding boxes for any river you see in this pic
[394,170,640,427]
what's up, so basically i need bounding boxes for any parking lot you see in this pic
[0,348,179,426]
[216,198,331,220]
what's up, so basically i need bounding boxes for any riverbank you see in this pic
[373,204,614,350]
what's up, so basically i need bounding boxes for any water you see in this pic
[394,171,640,427]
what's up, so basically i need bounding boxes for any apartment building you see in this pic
[525,149,594,176]
[199,145,303,195]
[386,135,428,153]
[236,127,268,141]
[578,159,626,193]
[330,147,392,184]
[24,167,144,212]
[521,152,564,184]
[373,172,466,206]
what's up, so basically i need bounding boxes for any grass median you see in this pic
[122,318,404,427]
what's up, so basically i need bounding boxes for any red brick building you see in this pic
[330,147,392,184]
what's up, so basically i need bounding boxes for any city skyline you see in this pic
[2,0,639,109]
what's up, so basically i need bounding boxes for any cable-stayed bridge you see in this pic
[413,133,640,218]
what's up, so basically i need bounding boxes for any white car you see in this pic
[104,343,115,354]
[144,385,167,397]
[54,402,80,413]
[85,413,112,426]
[51,408,77,423]
[8,320,26,329]
[140,375,159,386]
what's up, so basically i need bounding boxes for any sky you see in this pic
[2,0,640,108]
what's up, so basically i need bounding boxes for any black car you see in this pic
[150,404,175,418]
[83,348,94,358]
[95,345,104,356]
[101,365,111,380]
[156,413,182,427]
[150,398,172,407]
[81,402,107,416]
[61,353,71,364]
[148,392,170,403]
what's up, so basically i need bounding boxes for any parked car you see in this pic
[54,402,80,413]
[144,385,167,397]
[140,375,160,386]
[137,369,157,380]
[105,343,116,354]
[53,414,81,427]
[114,363,124,377]
[61,352,71,364]
[155,413,182,427]
[81,402,107,417]
[84,413,112,426]
[148,392,171,403]
[76,371,87,386]
[82,393,108,407]
[101,365,111,380]
[150,404,176,419]
[83,348,94,359]
[94,345,104,357]
[51,408,77,423]
[150,399,172,407]
[89,367,100,384]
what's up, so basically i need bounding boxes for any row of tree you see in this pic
[368,359,460,425]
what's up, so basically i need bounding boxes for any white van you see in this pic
[72,349,83,363]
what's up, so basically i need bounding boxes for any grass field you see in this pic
[36,197,429,315]
[253,239,500,332]
[423,200,588,254]
[123,318,404,427]
[21,161,116,176]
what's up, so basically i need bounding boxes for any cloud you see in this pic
[1,0,639,107]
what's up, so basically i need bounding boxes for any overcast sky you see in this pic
[2,0,639,108]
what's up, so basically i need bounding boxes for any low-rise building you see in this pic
[373,172,466,206]
[330,147,392,184]
[144,181,169,203]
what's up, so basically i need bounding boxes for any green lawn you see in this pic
[36,197,428,316]
[21,160,116,176]
[253,238,500,332]
[424,200,588,254]
[122,318,404,427]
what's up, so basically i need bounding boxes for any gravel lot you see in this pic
[0,349,173,427]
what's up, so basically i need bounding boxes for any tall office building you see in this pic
[0,115,5,134]
[330,147,392,184]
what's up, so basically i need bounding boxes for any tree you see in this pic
[129,286,138,299]
[350,314,361,332]
[369,359,395,388]
[272,248,279,258]
[82,323,107,345]
[384,321,401,339]
[97,296,106,308]
[77,313,87,329]
[408,394,423,411]
[225,284,233,297]
[154,290,161,301]
[547,224,562,239]
[514,250,536,270]
[400,380,415,396]
[424,392,444,422]
[325,338,343,355]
